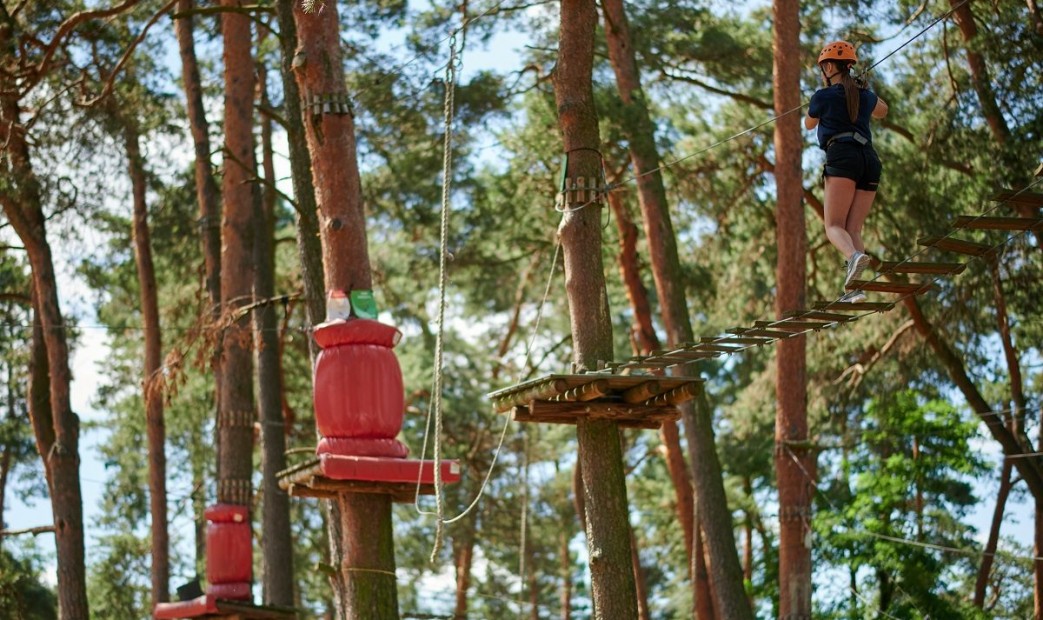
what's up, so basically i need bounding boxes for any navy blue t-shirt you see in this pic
[808,83,879,150]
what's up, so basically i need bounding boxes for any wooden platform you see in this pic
[277,456,459,502]
[489,373,701,427]
[154,595,296,619]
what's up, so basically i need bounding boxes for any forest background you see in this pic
[1,0,1041,618]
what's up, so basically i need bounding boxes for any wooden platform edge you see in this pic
[276,460,439,503]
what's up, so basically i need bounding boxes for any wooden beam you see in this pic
[553,379,609,402]
[846,280,931,295]
[988,190,1043,208]
[621,380,663,404]
[877,261,966,275]
[788,310,856,322]
[813,301,895,312]
[729,327,794,339]
[952,215,1043,231]
[918,236,995,257]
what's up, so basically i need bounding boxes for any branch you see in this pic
[0,525,55,537]
[24,0,146,94]
[659,68,772,110]
[170,3,273,19]
[76,0,179,107]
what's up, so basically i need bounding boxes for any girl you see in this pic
[805,40,888,302]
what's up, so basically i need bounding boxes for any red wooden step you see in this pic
[877,260,965,275]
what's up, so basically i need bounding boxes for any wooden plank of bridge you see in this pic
[847,280,932,295]
[877,260,966,275]
[918,236,996,257]
[988,190,1043,209]
[788,310,856,323]
[729,327,795,339]
[952,216,1043,231]
[712,336,774,346]
[813,300,895,312]
[755,319,831,331]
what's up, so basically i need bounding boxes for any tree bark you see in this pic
[973,457,1012,607]
[256,51,295,606]
[629,526,651,620]
[291,2,397,617]
[901,295,1043,499]
[772,1,812,617]
[554,2,637,618]
[217,0,257,521]
[175,0,221,312]
[275,0,324,335]
[606,190,714,618]
[124,117,170,606]
[949,0,1011,144]
[337,494,398,616]
[601,0,748,616]
[559,525,572,620]
[0,21,88,612]
[452,508,477,619]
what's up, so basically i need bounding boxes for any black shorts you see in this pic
[824,141,882,191]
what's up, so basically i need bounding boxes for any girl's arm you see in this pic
[805,114,819,130]
[872,97,888,119]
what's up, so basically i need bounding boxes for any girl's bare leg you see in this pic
[845,189,876,254]
[824,176,858,259]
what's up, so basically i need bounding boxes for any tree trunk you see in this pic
[336,494,398,616]
[452,513,475,619]
[174,1,223,572]
[275,0,325,334]
[600,0,748,615]
[606,190,714,618]
[175,0,221,311]
[291,2,396,617]
[256,52,295,606]
[124,118,170,606]
[554,2,637,618]
[629,526,651,620]
[0,35,89,615]
[974,457,1012,607]
[606,191,658,355]
[901,295,1043,499]
[949,0,1011,144]
[217,0,257,519]
[772,1,812,617]
[559,525,572,620]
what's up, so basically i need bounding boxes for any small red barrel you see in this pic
[313,319,407,458]
[204,504,251,599]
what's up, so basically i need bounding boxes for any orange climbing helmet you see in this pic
[818,40,858,65]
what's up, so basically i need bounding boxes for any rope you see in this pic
[420,23,463,563]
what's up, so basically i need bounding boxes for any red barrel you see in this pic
[313,319,406,457]
[204,504,251,599]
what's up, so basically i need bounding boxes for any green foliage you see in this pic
[0,542,58,620]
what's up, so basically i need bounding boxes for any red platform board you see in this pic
[319,454,460,484]
[154,595,295,619]
[278,455,460,502]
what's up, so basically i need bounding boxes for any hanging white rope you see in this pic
[421,24,463,563]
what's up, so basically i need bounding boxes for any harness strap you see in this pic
[827,131,869,147]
